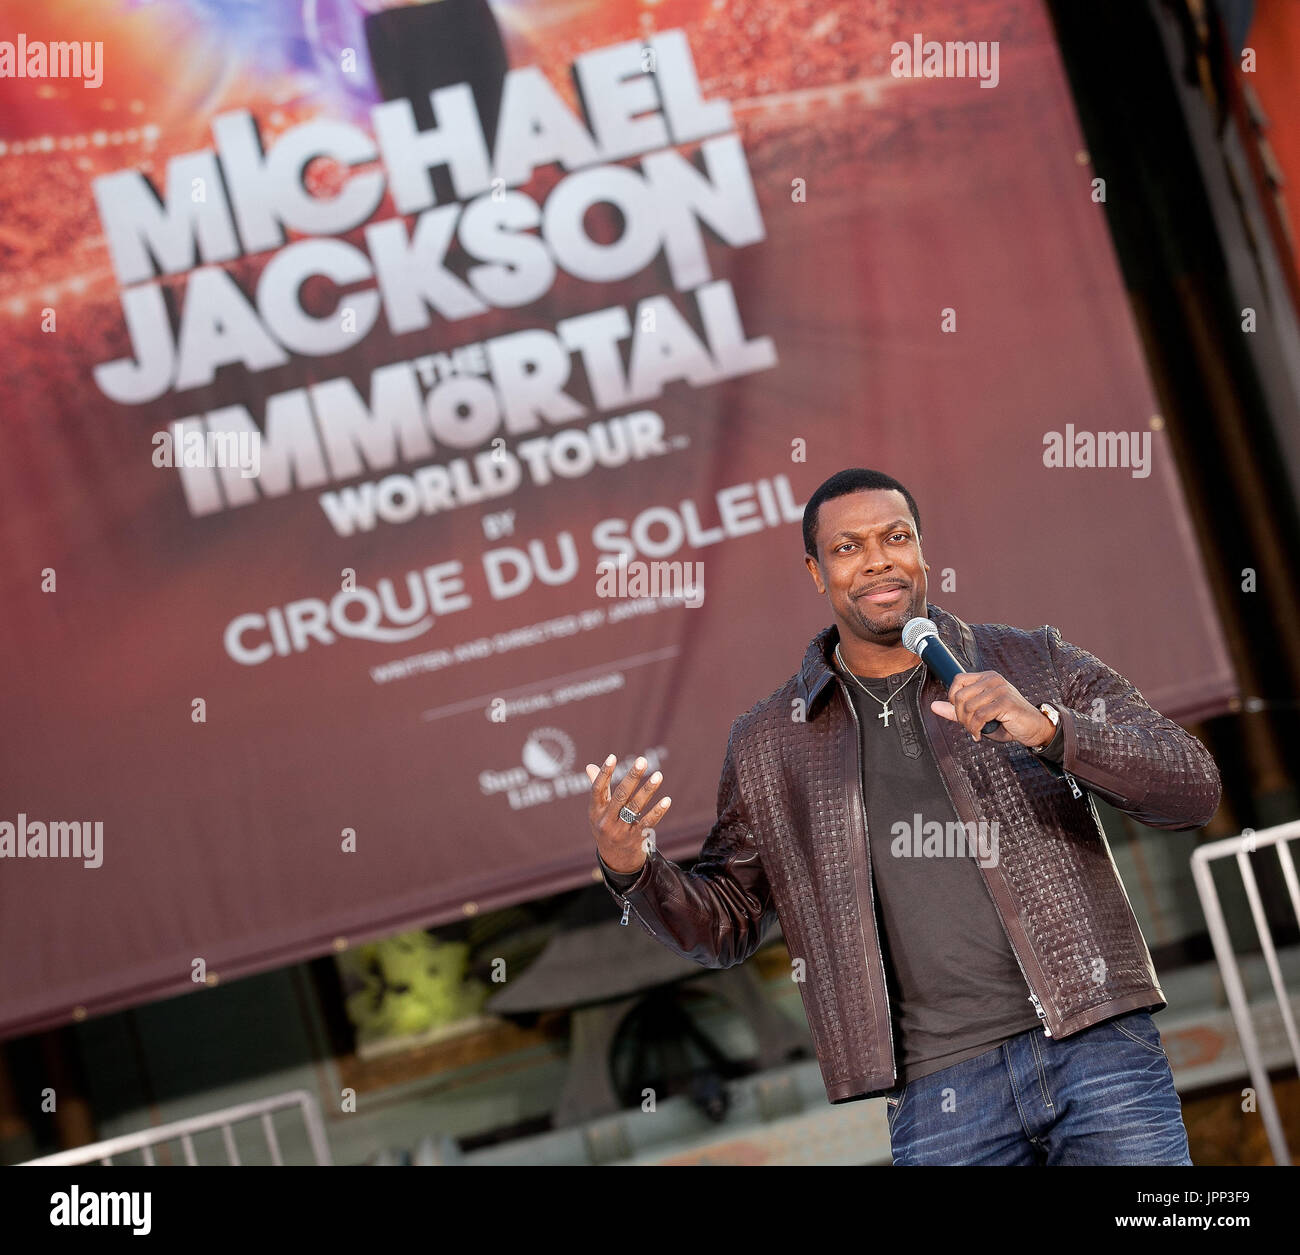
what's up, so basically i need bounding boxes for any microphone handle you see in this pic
[918,637,1001,736]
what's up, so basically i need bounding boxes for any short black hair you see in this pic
[802,468,922,560]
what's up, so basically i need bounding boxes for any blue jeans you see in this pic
[884,1009,1193,1165]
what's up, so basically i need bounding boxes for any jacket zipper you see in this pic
[914,678,1055,1037]
[839,680,898,1079]
[620,893,657,938]
[1042,745,1084,799]
[1028,993,1050,1033]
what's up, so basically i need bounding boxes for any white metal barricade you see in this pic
[1191,818,1300,1166]
[20,1088,332,1166]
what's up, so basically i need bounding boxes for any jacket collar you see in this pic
[797,602,977,714]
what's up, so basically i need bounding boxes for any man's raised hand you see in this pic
[585,753,672,876]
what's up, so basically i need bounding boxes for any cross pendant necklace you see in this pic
[834,643,923,730]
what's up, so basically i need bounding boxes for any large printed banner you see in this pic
[0,0,1237,1036]
[1245,2,1300,300]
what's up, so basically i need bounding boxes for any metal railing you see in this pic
[20,1088,332,1166]
[1191,818,1300,1166]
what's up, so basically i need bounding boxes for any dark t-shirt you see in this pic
[603,660,1065,1086]
[841,664,1049,1084]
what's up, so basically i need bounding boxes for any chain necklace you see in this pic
[834,643,923,730]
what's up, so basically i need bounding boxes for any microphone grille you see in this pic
[901,617,938,653]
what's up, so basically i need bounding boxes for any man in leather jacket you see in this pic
[585,467,1222,1166]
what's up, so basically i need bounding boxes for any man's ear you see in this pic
[804,553,826,595]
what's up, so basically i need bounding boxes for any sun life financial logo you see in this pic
[522,727,575,779]
[477,726,579,811]
[478,730,664,813]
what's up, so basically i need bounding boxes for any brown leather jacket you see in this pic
[599,602,1222,1104]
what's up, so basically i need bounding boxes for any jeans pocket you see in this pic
[1106,1011,1168,1057]
[884,1084,908,1128]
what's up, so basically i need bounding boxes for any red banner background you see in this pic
[0,0,1236,1037]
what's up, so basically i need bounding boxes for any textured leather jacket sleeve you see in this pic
[600,737,776,968]
[1045,626,1222,830]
